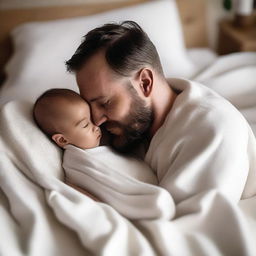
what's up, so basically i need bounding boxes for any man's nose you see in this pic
[92,108,107,126]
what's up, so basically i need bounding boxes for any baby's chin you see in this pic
[83,134,102,149]
[95,140,101,147]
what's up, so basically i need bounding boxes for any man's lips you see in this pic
[106,126,123,136]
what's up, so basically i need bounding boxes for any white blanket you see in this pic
[147,77,256,202]
[144,77,256,255]
[63,144,175,220]
[1,52,256,255]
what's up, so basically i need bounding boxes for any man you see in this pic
[66,20,256,204]
[65,20,256,255]
[66,21,176,153]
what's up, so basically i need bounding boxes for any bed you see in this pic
[1,0,256,255]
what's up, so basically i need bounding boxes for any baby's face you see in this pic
[59,100,102,149]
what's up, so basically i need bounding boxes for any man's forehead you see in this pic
[76,72,128,102]
[77,72,114,102]
[76,50,110,79]
[76,54,115,92]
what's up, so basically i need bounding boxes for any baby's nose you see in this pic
[93,125,100,133]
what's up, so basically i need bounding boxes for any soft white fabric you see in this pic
[0,0,195,107]
[186,47,217,75]
[146,78,256,203]
[0,101,64,181]
[143,78,256,255]
[193,52,256,136]
[1,53,256,255]
[63,145,175,220]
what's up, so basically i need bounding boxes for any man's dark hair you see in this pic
[66,20,164,77]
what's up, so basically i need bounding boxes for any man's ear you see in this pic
[138,68,153,97]
[52,134,69,148]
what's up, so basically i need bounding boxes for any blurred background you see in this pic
[0,0,255,51]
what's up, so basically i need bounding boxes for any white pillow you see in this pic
[0,100,64,181]
[0,0,195,106]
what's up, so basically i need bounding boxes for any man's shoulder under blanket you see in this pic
[145,78,256,203]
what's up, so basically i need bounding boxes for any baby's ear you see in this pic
[52,134,68,148]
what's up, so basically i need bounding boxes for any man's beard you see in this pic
[104,87,153,153]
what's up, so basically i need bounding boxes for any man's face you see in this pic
[76,51,153,152]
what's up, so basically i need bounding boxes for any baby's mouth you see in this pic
[97,129,102,138]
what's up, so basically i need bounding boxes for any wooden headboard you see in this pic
[0,0,207,84]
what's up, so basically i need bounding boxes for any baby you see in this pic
[33,88,102,150]
[33,88,175,220]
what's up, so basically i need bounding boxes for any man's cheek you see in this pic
[112,105,131,121]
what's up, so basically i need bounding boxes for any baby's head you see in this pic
[33,88,101,149]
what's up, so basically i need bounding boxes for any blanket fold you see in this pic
[63,145,175,220]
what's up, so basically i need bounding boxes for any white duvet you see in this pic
[1,52,256,256]
[63,144,175,220]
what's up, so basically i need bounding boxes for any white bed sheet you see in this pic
[187,47,218,76]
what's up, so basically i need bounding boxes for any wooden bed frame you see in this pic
[0,0,208,84]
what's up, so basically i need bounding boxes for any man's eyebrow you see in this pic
[75,118,88,126]
[89,96,105,103]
